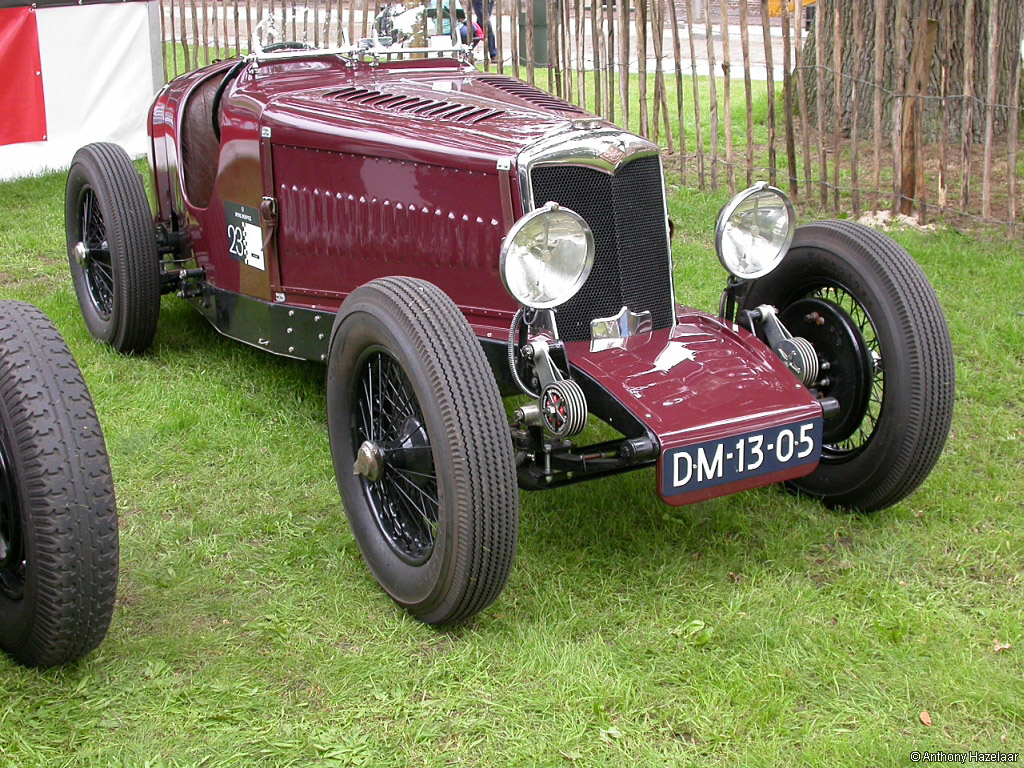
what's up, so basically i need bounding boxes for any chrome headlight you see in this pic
[715,183,795,279]
[500,202,595,309]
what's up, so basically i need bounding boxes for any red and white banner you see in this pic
[0,7,47,147]
[0,1,161,179]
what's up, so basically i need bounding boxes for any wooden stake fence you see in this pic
[158,0,1022,228]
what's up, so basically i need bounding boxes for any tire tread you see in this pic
[331,278,517,624]
[0,300,118,666]
[66,142,160,354]
[745,220,954,511]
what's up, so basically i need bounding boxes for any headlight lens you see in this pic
[715,183,795,279]
[500,202,595,309]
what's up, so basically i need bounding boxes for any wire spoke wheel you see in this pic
[742,220,954,511]
[808,284,884,456]
[353,348,439,565]
[65,142,161,354]
[328,278,518,624]
[781,281,884,459]
[78,187,115,318]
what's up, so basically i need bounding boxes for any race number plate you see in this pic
[661,419,823,497]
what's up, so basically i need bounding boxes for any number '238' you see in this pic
[227,224,247,259]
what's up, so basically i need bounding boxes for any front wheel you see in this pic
[65,142,161,354]
[742,220,954,511]
[327,278,518,624]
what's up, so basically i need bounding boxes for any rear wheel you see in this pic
[327,278,518,624]
[66,142,161,354]
[742,220,954,511]
[0,301,118,667]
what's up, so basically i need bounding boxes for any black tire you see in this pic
[741,220,954,511]
[0,301,118,667]
[327,278,518,624]
[66,142,161,354]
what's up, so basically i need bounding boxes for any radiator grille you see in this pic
[530,156,674,342]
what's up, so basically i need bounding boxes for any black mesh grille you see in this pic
[530,156,674,342]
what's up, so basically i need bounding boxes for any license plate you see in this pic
[661,419,823,497]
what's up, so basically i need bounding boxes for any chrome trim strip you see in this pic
[516,125,661,212]
[656,155,678,319]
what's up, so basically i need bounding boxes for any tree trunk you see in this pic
[803,0,1022,143]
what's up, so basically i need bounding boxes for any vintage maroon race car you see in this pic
[64,40,954,624]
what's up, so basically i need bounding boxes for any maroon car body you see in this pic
[65,44,953,624]
[147,52,823,507]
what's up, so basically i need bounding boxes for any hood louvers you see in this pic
[476,75,587,114]
[325,86,504,125]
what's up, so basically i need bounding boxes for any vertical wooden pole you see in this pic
[591,0,601,115]
[891,0,907,212]
[233,0,240,56]
[602,0,610,123]
[981,0,999,219]
[526,0,536,84]
[900,11,938,217]
[189,0,200,69]
[871,0,885,210]
[512,0,521,79]
[223,0,230,56]
[759,0,777,187]
[686,0,705,188]
[347,0,355,50]
[937,0,950,210]
[360,0,368,41]
[650,0,660,141]
[562,0,572,98]
[170,0,179,78]
[960,0,975,213]
[738,0,753,187]
[160,0,169,81]
[201,0,210,65]
[1009,9,1022,231]
[703,0,718,190]
[575,0,585,106]
[830,0,842,213]
[499,0,507,72]
[551,0,561,95]
[669,0,687,182]
[718,0,734,193]
[779,0,796,197]
[850,0,865,217]
[618,0,629,130]
[638,0,649,137]
[651,0,672,152]
[245,0,253,53]
[813,0,826,206]
[793,0,811,197]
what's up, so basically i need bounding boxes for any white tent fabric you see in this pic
[0,0,162,181]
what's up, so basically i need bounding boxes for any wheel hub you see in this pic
[72,241,89,266]
[351,348,439,565]
[781,296,874,448]
[353,441,384,483]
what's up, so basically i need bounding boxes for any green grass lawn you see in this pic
[0,166,1021,766]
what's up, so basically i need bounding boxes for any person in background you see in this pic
[468,0,498,62]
